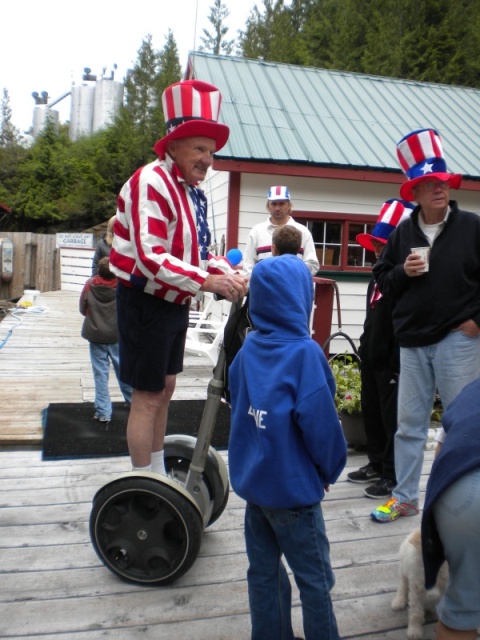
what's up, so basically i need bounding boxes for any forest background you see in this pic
[1,0,480,232]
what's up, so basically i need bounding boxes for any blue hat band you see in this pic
[406,157,448,180]
[370,222,396,242]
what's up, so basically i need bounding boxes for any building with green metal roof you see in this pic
[187,52,480,343]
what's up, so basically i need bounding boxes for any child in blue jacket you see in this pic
[228,254,347,640]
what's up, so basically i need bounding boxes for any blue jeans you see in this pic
[245,502,340,640]
[434,468,480,630]
[89,342,132,420]
[393,330,480,505]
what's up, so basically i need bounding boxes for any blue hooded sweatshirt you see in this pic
[228,254,347,509]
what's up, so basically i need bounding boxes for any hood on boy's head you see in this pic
[249,255,313,337]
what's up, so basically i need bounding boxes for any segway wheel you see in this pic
[166,454,229,526]
[164,435,229,526]
[90,476,203,586]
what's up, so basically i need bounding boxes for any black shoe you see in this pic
[364,477,396,499]
[347,463,380,484]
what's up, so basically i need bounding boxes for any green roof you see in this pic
[190,52,480,179]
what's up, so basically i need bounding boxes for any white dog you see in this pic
[391,528,448,640]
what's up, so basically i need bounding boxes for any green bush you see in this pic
[330,353,361,414]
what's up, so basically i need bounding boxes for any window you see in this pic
[296,213,377,272]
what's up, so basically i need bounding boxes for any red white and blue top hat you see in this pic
[396,128,462,201]
[153,79,230,158]
[267,186,291,201]
[357,198,415,252]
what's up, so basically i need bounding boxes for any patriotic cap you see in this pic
[357,199,415,252]
[153,80,230,158]
[267,186,291,201]
[396,128,462,201]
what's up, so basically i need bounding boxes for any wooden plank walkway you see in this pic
[0,291,213,444]
[0,290,446,639]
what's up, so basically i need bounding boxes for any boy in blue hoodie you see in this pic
[228,254,347,640]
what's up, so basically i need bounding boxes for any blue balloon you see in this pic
[226,248,243,266]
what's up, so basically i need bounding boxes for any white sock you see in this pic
[151,450,167,476]
[131,463,152,472]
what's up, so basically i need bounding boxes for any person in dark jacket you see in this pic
[422,377,480,640]
[80,257,132,422]
[91,215,115,276]
[347,199,414,499]
[228,254,347,640]
[370,128,480,523]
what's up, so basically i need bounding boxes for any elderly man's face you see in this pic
[167,136,216,185]
[413,179,450,214]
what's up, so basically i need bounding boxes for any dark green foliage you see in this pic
[239,0,480,88]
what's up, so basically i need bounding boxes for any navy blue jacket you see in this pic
[228,255,347,509]
[422,377,480,588]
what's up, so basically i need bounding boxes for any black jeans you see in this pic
[360,363,398,481]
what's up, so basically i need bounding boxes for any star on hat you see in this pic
[396,128,462,201]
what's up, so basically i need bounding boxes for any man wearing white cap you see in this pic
[370,128,480,524]
[243,186,319,275]
[110,79,248,475]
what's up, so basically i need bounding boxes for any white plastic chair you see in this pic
[185,295,229,365]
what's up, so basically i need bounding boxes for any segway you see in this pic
[89,297,245,586]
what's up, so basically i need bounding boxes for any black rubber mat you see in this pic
[42,400,231,460]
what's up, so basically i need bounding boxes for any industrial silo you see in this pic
[69,83,95,141]
[92,77,124,132]
[32,105,59,138]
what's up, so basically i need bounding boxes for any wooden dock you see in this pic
[0,291,444,639]
[0,291,212,445]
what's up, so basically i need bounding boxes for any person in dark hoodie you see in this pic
[422,377,480,640]
[228,254,347,640]
[91,215,115,276]
[347,199,414,500]
[80,256,132,423]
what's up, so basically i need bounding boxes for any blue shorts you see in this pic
[434,467,480,631]
[116,284,190,392]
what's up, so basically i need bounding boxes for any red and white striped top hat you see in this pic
[153,79,230,158]
[267,186,291,201]
[396,128,462,201]
[356,199,414,252]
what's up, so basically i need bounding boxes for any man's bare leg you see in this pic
[127,375,177,468]
[436,621,476,640]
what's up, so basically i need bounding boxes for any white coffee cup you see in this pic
[410,247,429,272]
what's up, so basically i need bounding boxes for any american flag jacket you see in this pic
[109,154,232,304]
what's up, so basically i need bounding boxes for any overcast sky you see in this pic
[1,0,258,133]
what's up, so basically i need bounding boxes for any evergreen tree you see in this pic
[12,122,79,230]
[123,35,160,144]
[0,88,27,211]
[151,30,182,140]
[0,89,21,148]
[199,0,235,55]
[239,0,288,61]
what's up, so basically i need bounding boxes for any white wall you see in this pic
[203,170,230,255]
[60,248,94,292]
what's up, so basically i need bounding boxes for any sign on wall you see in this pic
[56,233,94,248]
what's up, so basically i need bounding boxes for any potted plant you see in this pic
[329,353,367,448]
